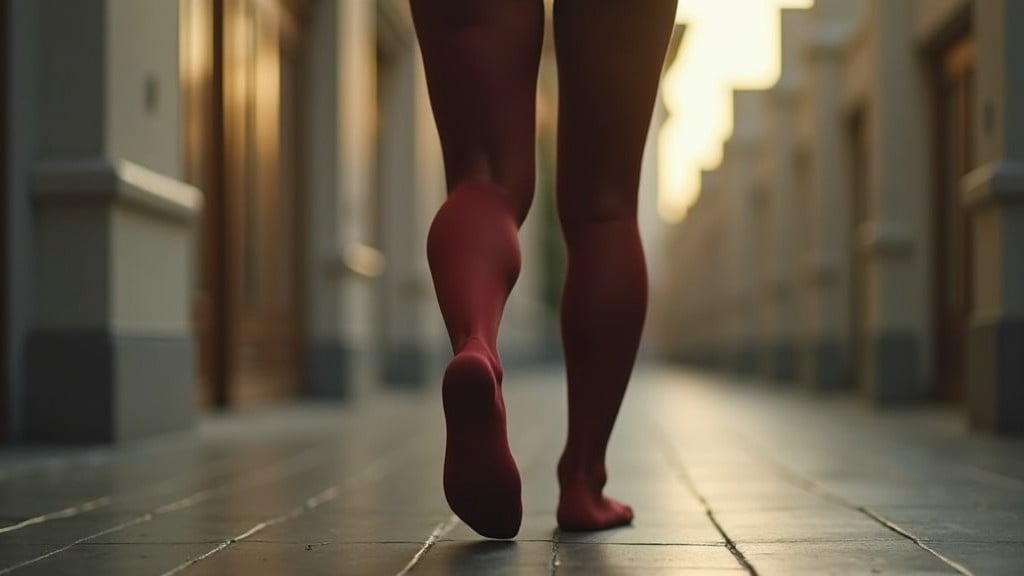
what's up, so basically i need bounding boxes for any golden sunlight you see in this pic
[658,0,815,222]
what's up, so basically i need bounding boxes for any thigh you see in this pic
[411,0,544,219]
[553,0,677,222]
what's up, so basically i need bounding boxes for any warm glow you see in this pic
[658,0,814,222]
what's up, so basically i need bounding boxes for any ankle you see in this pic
[557,456,607,491]
[456,337,503,382]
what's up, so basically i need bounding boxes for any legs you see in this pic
[413,0,677,537]
[411,0,544,539]
[553,0,678,531]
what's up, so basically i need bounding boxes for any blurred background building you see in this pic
[0,0,575,443]
[2,0,1021,444]
[658,0,1024,434]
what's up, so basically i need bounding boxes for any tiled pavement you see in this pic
[0,367,1022,575]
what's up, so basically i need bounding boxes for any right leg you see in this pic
[411,0,544,540]
[553,0,678,531]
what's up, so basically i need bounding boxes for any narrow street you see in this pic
[0,367,1022,575]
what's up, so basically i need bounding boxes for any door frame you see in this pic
[847,107,869,394]
[1,0,10,440]
[181,0,231,408]
[279,0,308,395]
[930,32,975,404]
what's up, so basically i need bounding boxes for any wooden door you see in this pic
[181,0,305,407]
[932,36,975,404]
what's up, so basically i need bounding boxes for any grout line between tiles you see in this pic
[549,532,560,575]
[728,431,977,576]
[0,439,342,540]
[652,424,759,576]
[158,441,424,576]
[396,515,462,576]
[0,424,420,575]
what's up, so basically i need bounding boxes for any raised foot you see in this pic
[442,342,522,539]
[557,487,634,532]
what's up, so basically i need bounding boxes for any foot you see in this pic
[556,463,634,532]
[557,483,634,532]
[442,340,522,539]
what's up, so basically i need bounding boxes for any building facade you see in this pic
[663,0,1024,434]
[1,0,563,443]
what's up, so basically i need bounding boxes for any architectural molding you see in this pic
[962,160,1024,209]
[32,158,202,223]
[858,220,915,257]
[327,243,386,280]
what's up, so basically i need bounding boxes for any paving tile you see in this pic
[9,543,220,576]
[248,508,453,544]
[878,506,1024,544]
[443,510,723,547]
[555,514,723,546]
[815,479,981,509]
[414,541,553,575]
[557,568,746,575]
[0,512,144,545]
[737,540,960,575]
[697,480,836,511]
[556,543,740,571]
[81,510,270,545]
[0,544,63,570]
[712,507,903,544]
[443,514,557,543]
[925,541,1024,576]
[0,369,1021,574]
[326,473,452,515]
[182,542,422,576]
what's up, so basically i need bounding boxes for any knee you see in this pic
[558,184,638,229]
[447,174,534,228]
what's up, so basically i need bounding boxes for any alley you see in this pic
[0,367,1022,575]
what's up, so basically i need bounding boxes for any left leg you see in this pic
[411,0,545,540]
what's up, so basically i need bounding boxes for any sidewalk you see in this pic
[0,367,1021,575]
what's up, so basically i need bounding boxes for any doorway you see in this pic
[931,34,975,404]
[181,0,307,407]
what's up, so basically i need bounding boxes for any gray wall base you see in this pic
[968,316,1024,434]
[769,340,799,383]
[864,330,922,404]
[26,330,196,443]
[382,344,430,389]
[308,340,355,399]
[734,343,758,376]
[806,337,850,392]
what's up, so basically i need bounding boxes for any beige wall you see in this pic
[304,0,382,397]
[14,0,200,441]
[963,0,1024,433]
[663,0,1011,412]
[800,0,865,390]
[106,0,183,179]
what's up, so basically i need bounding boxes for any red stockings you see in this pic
[412,0,678,538]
